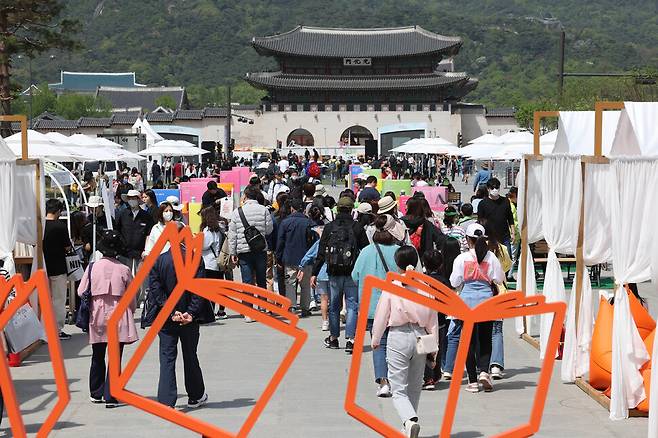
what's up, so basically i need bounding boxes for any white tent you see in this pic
[391,136,459,155]
[132,117,164,145]
[138,141,209,157]
[518,103,658,429]
[553,111,621,155]
[468,133,502,145]
[498,130,534,145]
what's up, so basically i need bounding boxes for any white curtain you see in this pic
[609,158,657,420]
[516,159,544,335]
[0,157,16,277]
[539,155,582,359]
[562,163,614,382]
[15,162,43,245]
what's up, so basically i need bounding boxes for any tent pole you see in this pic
[574,161,586,347]
[520,156,529,335]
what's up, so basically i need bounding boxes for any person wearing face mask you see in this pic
[144,202,177,258]
[267,170,289,202]
[476,178,515,264]
[116,190,155,303]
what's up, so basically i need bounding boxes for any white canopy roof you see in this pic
[390,136,459,155]
[138,140,209,157]
[553,111,620,155]
[610,102,658,156]
[468,133,503,145]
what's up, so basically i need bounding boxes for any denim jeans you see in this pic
[328,275,358,340]
[367,319,389,383]
[238,251,267,308]
[490,320,505,369]
[444,319,463,374]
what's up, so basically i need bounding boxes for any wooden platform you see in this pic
[521,333,648,418]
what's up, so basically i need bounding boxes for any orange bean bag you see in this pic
[590,297,614,390]
[628,291,656,340]
[636,369,652,412]
[641,329,655,372]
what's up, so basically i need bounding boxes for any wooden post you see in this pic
[594,101,625,156]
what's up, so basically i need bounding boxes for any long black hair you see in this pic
[467,229,489,264]
[441,237,461,279]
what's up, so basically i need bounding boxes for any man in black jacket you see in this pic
[311,196,369,353]
[116,189,154,303]
[145,235,214,409]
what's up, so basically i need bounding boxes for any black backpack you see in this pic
[325,222,357,272]
[238,207,267,253]
[305,223,318,249]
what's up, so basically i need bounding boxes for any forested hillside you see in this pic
[11,0,658,108]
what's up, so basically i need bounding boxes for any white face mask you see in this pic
[162,211,174,222]
[489,188,500,197]
[127,199,139,208]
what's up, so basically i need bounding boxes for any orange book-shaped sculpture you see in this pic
[107,223,308,438]
[345,270,566,438]
[0,271,70,438]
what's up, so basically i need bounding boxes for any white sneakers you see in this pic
[465,382,480,393]
[321,320,329,331]
[442,371,452,381]
[244,316,256,323]
[478,372,494,392]
[403,420,420,438]
[377,383,392,398]
[490,365,504,380]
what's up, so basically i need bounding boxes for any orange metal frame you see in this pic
[345,270,566,438]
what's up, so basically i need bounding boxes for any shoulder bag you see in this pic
[75,262,94,330]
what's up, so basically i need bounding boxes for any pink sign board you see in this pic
[232,167,252,188]
[179,182,207,203]
[220,170,242,192]
[412,186,447,212]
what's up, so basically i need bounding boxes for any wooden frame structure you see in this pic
[0,115,45,358]
[518,102,650,416]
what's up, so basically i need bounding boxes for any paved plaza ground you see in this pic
[4,169,651,437]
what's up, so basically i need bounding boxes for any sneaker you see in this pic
[478,372,494,392]
[58,332,71,340]
[321,320,329,331]
[442,371,452,381]
[89,396,104,404]
[465,382,480,393]
[422,379,435,390]
[187,393,208,408]
[105,400,119,409]
[345,340,354,354]
[377,383,392,398]
[216,312,228,320]
[403,419,421,438]
[244,316,256,323]
[309,301,319,312]
[300,310,311,318]
[324,336,339,349]
[490,365,504,380]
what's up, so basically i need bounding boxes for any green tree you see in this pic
[154,94,177,110]
[0,0,80,119]
[11,82,57,117]
[54,94,111,119]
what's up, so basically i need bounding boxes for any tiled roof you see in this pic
[79,117,112,127]
[253,26,462,58]
[49,71,143,92]
[486,107,517,117]
[146,112,175,123]
[245,71,472,91]
[34,119,80,130]
[175,109,204,120]
[203,107,228,117]
[97,86,187,112]
[112,113,139,125]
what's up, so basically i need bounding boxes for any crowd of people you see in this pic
[39,148,518,437]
